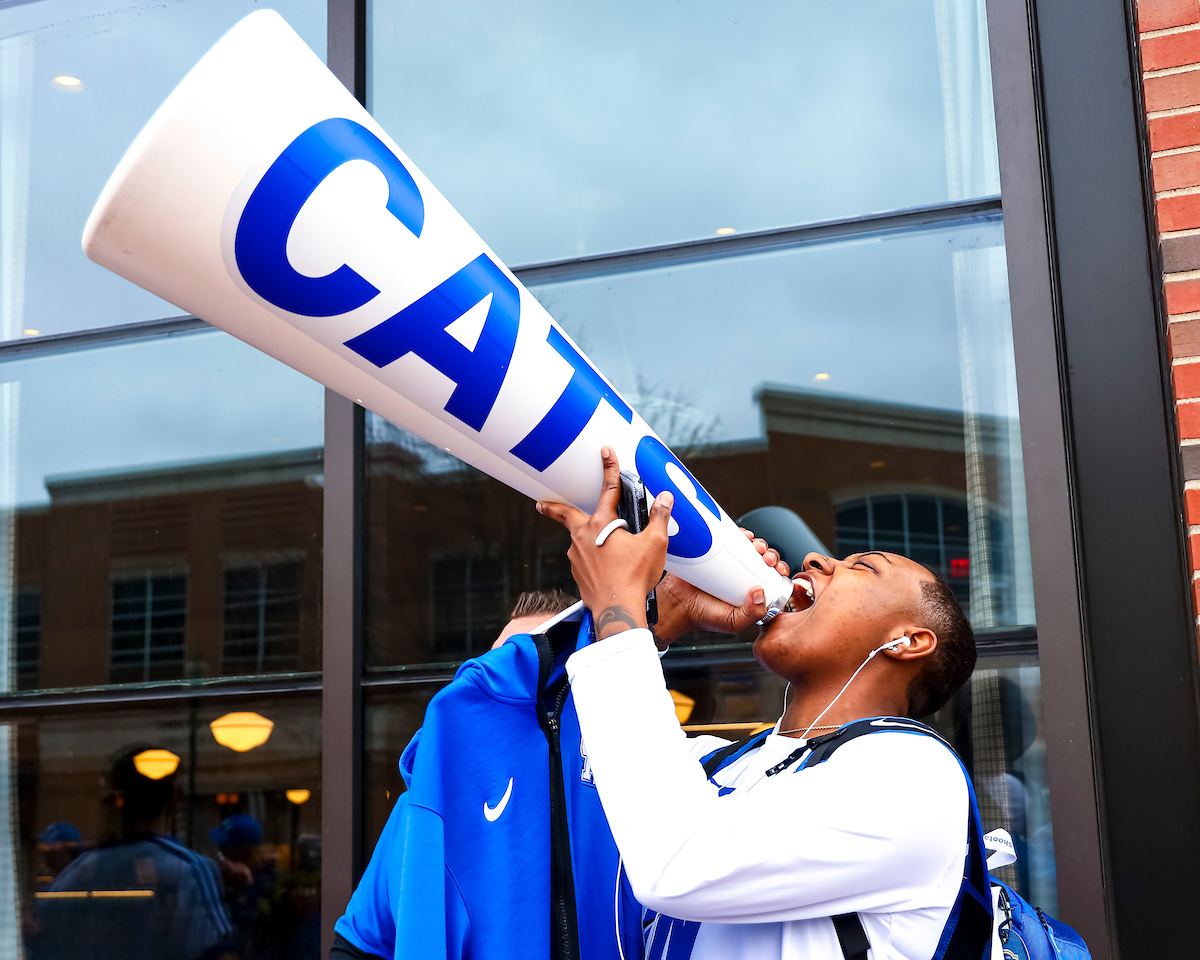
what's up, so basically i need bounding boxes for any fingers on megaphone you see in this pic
[738,585,769,629]
[738,525,790,578]
[648,489,675,536]
[537,447,674,547]
[597,446,623,517]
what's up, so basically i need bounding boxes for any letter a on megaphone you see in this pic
[82,10,793,616]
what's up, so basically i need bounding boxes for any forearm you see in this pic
[566,631,722,900]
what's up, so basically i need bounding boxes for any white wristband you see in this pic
[594,518,629,546]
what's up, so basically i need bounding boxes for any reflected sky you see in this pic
[0,0,326,340]
[0,330,323,506]
[531,220,1011,445]
[369,0,1000,264]
[0,220,1010,507]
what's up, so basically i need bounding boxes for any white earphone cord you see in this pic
[789,638,910,740]
[615,854,626,960]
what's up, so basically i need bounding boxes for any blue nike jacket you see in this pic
[335,607,643,960]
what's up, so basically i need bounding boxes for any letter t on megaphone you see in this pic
[81,10,794,619]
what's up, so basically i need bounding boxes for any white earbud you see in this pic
[870,636,911,658]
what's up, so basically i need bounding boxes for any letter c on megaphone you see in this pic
[81,9,794,616]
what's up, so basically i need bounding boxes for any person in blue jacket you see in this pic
[331,552,788,960]
[330,589,580,960]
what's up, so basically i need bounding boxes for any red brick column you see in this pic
[1139,0,1200,624]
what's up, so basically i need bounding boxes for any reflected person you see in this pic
[36,822,83,883]
[27,743,236,960]
[212,813,277,958]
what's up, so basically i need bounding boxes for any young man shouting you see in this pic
[537,448,979,960]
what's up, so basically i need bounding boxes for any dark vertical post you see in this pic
[321,391,364,958]
[983,1,1111,954]
[328,0,366,102]
[322,0,367,953]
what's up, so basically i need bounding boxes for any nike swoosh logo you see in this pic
[483,777,513,822]
[869,718,919,728]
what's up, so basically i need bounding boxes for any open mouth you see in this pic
[783,574,817,614]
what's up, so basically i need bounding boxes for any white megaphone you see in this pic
[82,10,794,618]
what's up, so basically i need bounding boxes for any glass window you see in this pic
[363,684,443,845]
[0,0,327,341]
[367,0,999,263]
[0,329,324,693]
[0,695,321,960]
[366,221,1033,670]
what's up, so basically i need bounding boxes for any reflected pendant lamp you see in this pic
[210,712,274,752]
[133,748,180,780]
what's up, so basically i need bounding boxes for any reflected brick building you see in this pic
[12,386,1012,689]
[15,452,325,691]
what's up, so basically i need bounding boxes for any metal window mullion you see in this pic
[143,574,153,683]
[320,388,363,958]
[257,566,267,675]
[936,497,946,577]
[321,4,368,954]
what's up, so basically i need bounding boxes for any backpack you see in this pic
[698,717,1091,960]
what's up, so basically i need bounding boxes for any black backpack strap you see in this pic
[700,729,772,778]
[831,913,870,960]
[800,716,951,769]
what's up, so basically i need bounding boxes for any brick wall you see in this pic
[1139,0,1200,624]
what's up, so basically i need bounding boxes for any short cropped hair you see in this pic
[510,589,577,621]
[906,573,976,718]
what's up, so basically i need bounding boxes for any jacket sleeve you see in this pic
[566,630,968,924]
[335,792,409,957]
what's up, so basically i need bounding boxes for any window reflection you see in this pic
[932,660,1056,914]
[365,419,571,667]
[368,0,999,262]
[366,224,1034,668]
[0,0,327,340]
[363,685,442,847]
[7,696,321,960]
[0,331,324,692]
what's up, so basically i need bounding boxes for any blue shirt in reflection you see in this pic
[28,834,235,960]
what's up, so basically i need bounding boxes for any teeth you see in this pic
[795,578,815,600]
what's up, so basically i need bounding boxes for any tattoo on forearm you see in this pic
[596,605,640,639]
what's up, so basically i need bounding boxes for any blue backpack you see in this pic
[696,717,1090,960]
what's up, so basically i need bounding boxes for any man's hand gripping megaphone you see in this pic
[538,446,794,645]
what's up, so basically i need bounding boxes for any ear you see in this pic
[882,627,937,661]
